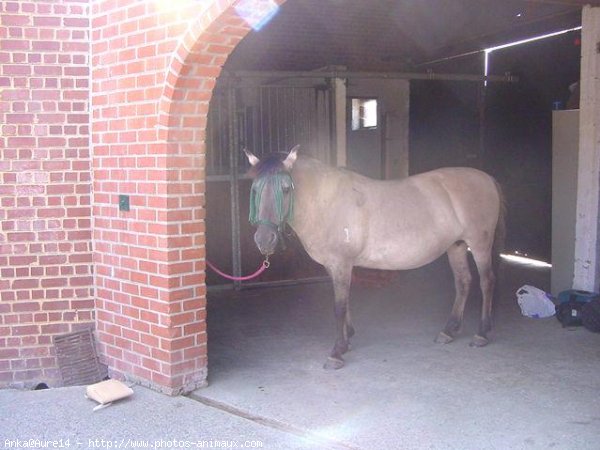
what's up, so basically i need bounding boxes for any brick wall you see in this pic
[0,0,92,388]
[2,0,284,393]
[90,0,274,394]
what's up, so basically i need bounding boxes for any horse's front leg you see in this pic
[324,263,353,370]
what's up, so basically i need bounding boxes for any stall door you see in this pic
[347,97,383,179]
[206,82,332,288]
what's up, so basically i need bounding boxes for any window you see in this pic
[351,98,378,130]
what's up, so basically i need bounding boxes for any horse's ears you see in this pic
[283,145,300,170]
[243,148,260,166]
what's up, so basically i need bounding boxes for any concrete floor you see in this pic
[197,258,600,450]
[1,385,314,450]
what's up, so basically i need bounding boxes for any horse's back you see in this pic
[396,167,501,238]
[420,167,501,233]
[355,167,501,269]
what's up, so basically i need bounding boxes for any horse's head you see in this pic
[244,145,299,256]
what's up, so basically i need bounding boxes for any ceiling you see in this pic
[225,0,597,73]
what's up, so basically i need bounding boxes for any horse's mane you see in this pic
[249,152,288,178]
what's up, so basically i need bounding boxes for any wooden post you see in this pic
[574,6,600,291]
[333,78,347,167]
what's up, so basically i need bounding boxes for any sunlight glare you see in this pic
[235,0,279,31]
[500,253,552,268]
[483,26,581,86]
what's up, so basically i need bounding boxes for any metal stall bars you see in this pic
[206,74,333,289]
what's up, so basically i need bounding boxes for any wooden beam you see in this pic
[525,0,600,6]
[224,70,517,84]
[332,78,347,168]
[574,6,600,291]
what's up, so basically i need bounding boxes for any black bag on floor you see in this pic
[556,300,586,327]
[582,299,600,333]
[556,290,599,328]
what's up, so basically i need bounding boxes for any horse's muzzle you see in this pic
[254,225,278,256]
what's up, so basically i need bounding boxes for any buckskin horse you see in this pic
[244,145,505,370]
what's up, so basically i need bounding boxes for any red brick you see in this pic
[13,0,258,393]
[11,279,39,289]
[12,325,40,336]
[64,17,88,28]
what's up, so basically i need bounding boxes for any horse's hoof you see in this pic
[469,335,489,347]
[323,357,345,370]
[435,331,454,344]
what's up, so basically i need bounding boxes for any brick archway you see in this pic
[92,0,286,394]
[151,3,253,394]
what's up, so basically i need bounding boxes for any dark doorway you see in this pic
[410,30,581,261]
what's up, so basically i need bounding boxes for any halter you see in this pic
[248,171,294,231]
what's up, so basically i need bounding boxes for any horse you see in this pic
[244,145,505,370]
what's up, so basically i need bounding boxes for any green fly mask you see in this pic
[249,171,294,231]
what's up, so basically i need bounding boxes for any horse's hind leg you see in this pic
[324,262,353,370]
[346,308,355,338]
[469,244,495,347]
[436,242,472,344]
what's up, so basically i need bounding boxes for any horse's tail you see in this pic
[493,180,507,258]
[492,179,507,286]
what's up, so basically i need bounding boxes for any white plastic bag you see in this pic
[516,285,556,318]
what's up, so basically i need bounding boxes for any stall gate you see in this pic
[206,80,333,288]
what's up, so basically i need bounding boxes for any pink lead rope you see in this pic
[206,257,270,282]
